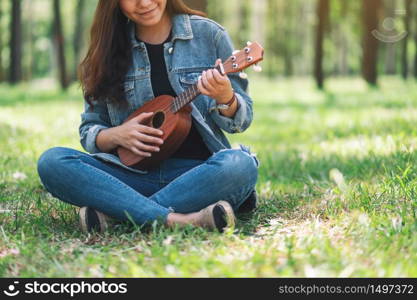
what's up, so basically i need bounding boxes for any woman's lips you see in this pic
[139,7,157,16]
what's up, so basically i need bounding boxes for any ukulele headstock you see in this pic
[221,41,264,75]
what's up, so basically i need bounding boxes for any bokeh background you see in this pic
[1,0,417,277]
[0,0,416,88]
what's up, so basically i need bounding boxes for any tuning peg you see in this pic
[232,50,240,55]
[246,41,252,46]
[239,72,248,79]
[253,64,262,73]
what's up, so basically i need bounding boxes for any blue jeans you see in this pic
[37,147,258,225]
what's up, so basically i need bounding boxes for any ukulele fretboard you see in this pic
[171,65,223,113]
[171,83,200,113]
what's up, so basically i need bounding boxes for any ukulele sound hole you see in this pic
[152,111,165,128]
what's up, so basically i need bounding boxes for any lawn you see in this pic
[1,76,417,277]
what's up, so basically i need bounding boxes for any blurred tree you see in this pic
[330,0,349,75]
[183,0,207,12]
[265,0,281,77]
[0,0,413,84]
[250,0,266,50]
[314,0,329,89]
[9,0,22,84]
[207,0,224,23]
[384,0,397,75]
[52,0,68,90]
[24,0,35,81]
[236,0,251,47]
[362,0,382,86]
[73,0,86,81]
[414,0,417,78]
[402,0,412,79]
[281,1,300,77]
[0,0,3,82]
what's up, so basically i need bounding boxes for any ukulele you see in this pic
[117,41,264,171]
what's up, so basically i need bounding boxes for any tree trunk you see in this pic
[73,0,86,81]
[384,0,397,75]
[183,0,207,12]
[402,0,412,79]
[314,0,329,90]
[25,0,34,81]
[53,0,68,90]
[9,0,22,84]
[362,0,382,86]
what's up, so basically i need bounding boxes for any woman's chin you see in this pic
[135,17,163,27]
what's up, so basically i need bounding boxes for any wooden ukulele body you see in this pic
[117,95,192,171]
[117,41,264,171]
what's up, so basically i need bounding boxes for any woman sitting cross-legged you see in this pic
[37,0,259,233]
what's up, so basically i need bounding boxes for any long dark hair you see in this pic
[79,0,206,110]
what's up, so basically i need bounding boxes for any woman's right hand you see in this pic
[114,112,164,157]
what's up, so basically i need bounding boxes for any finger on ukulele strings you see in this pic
[197,76,210,95]
[202,70,216,91]
[212,68,227,84]
[214,59,228,78]
[214,58,222,67]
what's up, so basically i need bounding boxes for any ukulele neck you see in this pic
[170,41,264,113]
[171,65,223,113]
[171,83,201,113]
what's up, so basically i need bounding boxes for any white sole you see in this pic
[215,200,236,230]
[79,207,89,233]
[79,207,108,233]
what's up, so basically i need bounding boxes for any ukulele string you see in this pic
[150,96,186,115]
[155,64,225,114]
[143,64,228,116]
[149,85,201,115]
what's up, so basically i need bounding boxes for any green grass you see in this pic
[1,76,417,277]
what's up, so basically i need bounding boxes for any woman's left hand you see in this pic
[197,59,234,104]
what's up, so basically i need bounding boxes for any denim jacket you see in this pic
[79,14,254,174]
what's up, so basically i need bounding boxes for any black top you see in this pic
[139,33,211,160]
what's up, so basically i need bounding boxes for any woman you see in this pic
[37,0,259,233]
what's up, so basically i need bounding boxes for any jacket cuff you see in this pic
[85,124,108,154]
[208,93,248,133]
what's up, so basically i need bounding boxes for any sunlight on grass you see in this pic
[1,76,417,277]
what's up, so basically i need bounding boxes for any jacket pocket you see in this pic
[177,66,211,86]
[178,72,210,114]
[179,72,200,86]
[124,80,135,100]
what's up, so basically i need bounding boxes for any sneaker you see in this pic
[198,200,236,232]
[79,207,109,233]
[237,189,258,214]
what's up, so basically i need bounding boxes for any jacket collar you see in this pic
[129,14,193,49]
